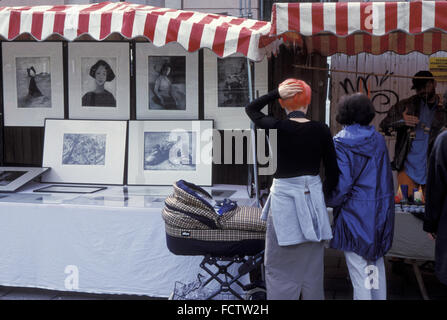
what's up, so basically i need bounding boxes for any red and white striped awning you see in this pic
[270,1,447,56]
[0,1,272,61]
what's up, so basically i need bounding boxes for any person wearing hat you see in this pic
[82,59,116,107]
[380,70,447,198]
[245,79,339,300]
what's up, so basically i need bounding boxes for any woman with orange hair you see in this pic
[245,79,339,300]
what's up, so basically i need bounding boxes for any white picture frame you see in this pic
[68,42,130,120]
[203,50,268,129]
[42,119,127,185]
[2,42,64,127]
[136,42,199,120]
[0,167,49,192]
[128,120,213,186]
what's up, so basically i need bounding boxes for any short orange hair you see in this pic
[278,78,311,111]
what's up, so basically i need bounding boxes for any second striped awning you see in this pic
[270,1,447,56]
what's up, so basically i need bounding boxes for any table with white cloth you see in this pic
[388,210,435,261]
[0,182,255,297]
[387,210,435,300]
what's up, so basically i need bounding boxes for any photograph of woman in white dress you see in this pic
[148,56,186,110]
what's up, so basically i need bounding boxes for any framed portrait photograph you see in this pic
[42,119,127,185]
[136,43,199,119]
[128,120,213,186]
[0,167,49,192]
[203,50,268,129]
[68,42,130,120]
[2,42,64,126]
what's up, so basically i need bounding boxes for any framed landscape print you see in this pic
[68,42,130,120]
[2,42,64,126]
[0,167,49,192]
[128,120,213,186]
[136,42,199,119]
[42,119,127,184]
[203,50,268,129]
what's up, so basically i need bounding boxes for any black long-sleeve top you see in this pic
[245,89,340,195]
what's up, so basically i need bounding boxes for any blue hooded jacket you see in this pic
[327,124,395,261]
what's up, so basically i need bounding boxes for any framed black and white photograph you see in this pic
[204,50,268,129]
[81,57,117,108]
[42,119,127,185]
[2,42,64,126]
[0,167,49,192]
[128,120,213,186]
[68,43,130,120]
[136,43,198,119]
[217,57,250,108]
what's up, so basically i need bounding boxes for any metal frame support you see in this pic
[247,58,260,207]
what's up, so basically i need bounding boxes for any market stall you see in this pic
[268,1,446,299]
[0,1,273,297]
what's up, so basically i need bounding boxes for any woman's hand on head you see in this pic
[278,82,303,100]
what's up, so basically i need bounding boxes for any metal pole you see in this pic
[247,59,260,207]
[260,0,264,20]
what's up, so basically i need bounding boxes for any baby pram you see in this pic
[162,180,266,300]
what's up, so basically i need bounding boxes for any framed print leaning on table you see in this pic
[2,42,64,126]
[68,42,130,120]
[203,50,268,129]
[128,120,213,186]
[135,42,199,119]
[42,119,127,185]
[0,167,49,192]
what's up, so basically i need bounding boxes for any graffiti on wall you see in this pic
[339,70,400,114]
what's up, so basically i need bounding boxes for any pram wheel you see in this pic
[245,287,267,300]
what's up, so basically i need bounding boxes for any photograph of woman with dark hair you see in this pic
[153,63,178,109]
[148,56,186,111]
[82,59,116,107]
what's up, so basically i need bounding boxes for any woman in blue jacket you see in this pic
[327,93,395,300]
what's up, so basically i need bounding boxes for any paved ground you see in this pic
[0,248,446,300]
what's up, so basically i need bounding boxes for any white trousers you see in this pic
[344,251,387,300]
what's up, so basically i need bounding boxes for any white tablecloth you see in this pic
[387,211,435,261]
[0,183,255,297]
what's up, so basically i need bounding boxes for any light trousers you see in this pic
[344,251,387,300]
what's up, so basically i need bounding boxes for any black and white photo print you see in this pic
[0,171,26,186]
[148,56,186,110]
[81,58,117,107]
[62,133,106,165]
[143,131,196,171]
[217,57,250,108]
[16,57,52,109]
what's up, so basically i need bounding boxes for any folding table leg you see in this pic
[411,260,430,300]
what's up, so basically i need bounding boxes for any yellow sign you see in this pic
[429,57,447,81]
